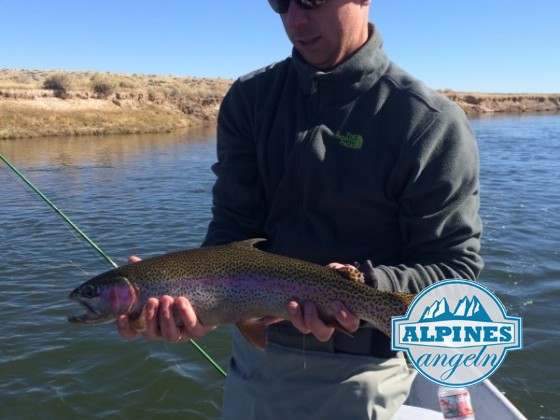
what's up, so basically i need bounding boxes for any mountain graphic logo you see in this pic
[391,279,522,387]
[420,296,492,322]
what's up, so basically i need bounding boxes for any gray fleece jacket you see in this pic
[203,25,483,296]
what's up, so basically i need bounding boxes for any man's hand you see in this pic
[286,261,361,341]
[116,256,214,343]
[287,300,360,342]
[117,295,215,343]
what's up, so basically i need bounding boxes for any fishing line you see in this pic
[1,164,112,269]
[1,153,117,268]
[0,152,228,378]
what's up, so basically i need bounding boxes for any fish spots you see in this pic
[70,239,416,338]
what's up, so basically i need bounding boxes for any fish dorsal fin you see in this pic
[236,319,267,350]
[331,265,364,283]
[231,238,267,249]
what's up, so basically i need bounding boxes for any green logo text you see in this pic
[336,132,363,149]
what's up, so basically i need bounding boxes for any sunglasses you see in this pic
[268,0,329,14]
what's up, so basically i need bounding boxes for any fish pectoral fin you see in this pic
[236,319,267,350]
[331,265,364,283]
[129,307,148,333]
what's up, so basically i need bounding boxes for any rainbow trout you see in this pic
[68,239,415,348]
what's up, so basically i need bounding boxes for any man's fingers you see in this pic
[173,297,214,340]
[157,295,182,342]
[287,301,335,341]
[140,298,163,341]
[331,301,360,333]
[303,302,334,342]
[117,315,138,340]
[287,301,311,334]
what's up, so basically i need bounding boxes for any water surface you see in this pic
[1,116,559,418]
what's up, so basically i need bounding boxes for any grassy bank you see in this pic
[0,69,232,139]
[443,90,560,117]
[1,69,559,139]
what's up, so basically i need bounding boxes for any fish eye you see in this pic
[82,284,98,298]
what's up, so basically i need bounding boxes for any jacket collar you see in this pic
[291,24,390,104]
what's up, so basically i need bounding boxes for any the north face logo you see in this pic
[336,132,363,149]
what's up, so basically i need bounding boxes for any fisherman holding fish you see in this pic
[116,1,483,418]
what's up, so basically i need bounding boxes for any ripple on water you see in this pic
[2,119,560,418]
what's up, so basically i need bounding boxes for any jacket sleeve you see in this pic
[362,103,483,293]
[202,80,267,247]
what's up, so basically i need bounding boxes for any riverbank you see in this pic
[1,69,559,139]
[443,91,560,117]
[0,69,232,139]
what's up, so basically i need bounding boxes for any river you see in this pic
[1,115,559,419]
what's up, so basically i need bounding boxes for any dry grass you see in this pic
[0,103,190,138]
[0,69,229,97]
[1,70,559,139]
[0,69,232,139]
[440,90,560,116]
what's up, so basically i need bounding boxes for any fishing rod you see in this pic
[0,152,228,378]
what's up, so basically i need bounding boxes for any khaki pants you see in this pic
[221,329,416,420]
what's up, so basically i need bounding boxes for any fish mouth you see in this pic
[68,297,114,324]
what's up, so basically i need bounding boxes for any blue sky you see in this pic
[1,0,559,93]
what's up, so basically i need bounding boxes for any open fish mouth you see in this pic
[68,299,114,324]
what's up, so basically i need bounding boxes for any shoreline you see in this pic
[1,69,559,140]
[442,91,560,118]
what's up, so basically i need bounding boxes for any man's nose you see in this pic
[283,1,309,27]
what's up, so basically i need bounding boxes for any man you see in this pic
[118,1,483,418]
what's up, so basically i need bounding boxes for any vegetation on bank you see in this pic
[1,69,559,140]
[0,69,232,139]
[441,90,560,117]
